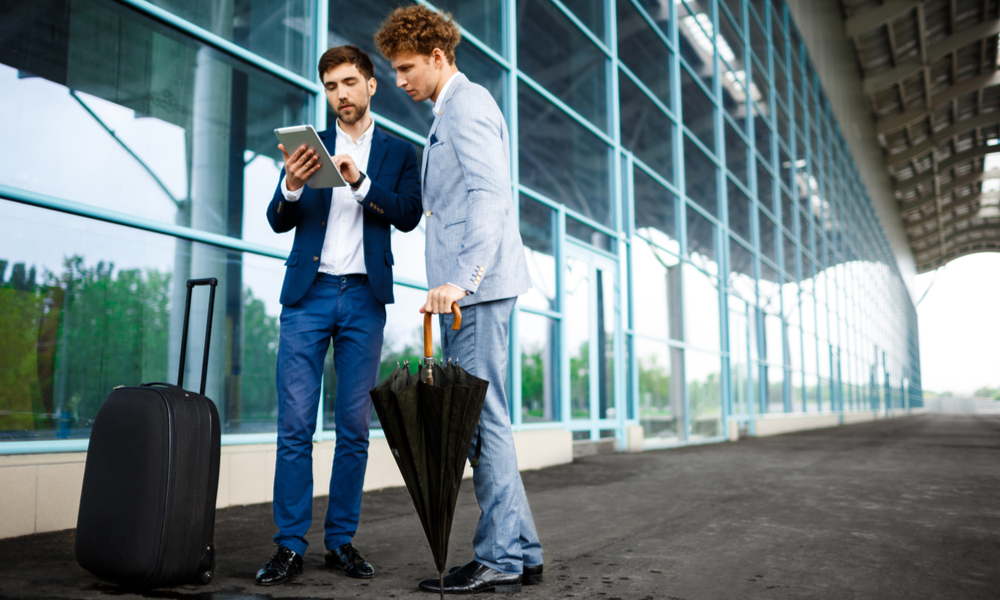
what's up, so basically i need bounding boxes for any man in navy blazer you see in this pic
[256,45,422,587]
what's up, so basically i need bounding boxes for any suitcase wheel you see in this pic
[197,544,216,585]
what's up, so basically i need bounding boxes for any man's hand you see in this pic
[420,285,467,315]
[332,154,362,185]
[279,143,320,191]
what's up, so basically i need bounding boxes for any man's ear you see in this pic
[368,76,377,97]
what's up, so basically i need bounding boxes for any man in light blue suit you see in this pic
[376,6,543,595]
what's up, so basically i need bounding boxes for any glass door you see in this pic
[564,241,621,442]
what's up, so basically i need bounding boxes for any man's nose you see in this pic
[396,72,405,88]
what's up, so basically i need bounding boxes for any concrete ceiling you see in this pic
[839,0,1000,272]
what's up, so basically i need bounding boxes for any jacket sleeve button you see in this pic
[313,256,319,262]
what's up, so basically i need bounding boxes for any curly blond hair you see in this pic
[374,5,461,64]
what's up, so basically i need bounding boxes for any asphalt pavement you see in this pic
[1,413,997,600]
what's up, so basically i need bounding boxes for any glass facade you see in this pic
[0,0,921,452]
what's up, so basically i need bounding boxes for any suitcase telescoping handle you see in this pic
[177,278,218,396]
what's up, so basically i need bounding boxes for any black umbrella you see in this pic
[369,303,488,598]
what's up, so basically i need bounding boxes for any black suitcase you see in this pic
[76,278,222,587]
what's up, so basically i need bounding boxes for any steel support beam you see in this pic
[885,112,1000,166]
[898,167,1000,212]
[875,70,1000,135]
[903,190,1000,228]
[893,145,1000,194]
[844,1,919,38]
[863,19,1000,94]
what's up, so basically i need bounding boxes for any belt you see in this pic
[316,273,368,284]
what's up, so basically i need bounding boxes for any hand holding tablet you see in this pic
[274,125,347,189]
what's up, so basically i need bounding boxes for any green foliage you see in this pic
[973,386,1000,400]
[0,255,286,439]
[240,289,280,423]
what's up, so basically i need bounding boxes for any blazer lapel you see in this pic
[422,112,442,184]
[321,128,336,210]
[367,126,389,182]
[421,73,468,184]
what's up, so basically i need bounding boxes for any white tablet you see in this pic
[274,125,347,189]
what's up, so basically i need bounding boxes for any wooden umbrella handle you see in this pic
[423,302,463,358]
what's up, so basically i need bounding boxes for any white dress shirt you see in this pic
[281,119,374,275]
[432,72,470,295]
[433,71,460,116]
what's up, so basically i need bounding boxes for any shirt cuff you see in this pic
[280,177,304,202]
[352,175,371,202]
[447,283,470,294]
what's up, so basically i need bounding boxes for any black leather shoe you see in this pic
[255,546,302,586]
[421,560,521,594]
[325,543,375,579]
[449,563,542,586]
[522,564,543,585]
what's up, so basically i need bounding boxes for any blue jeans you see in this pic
[439,298,544,574]
[273,273,386,556]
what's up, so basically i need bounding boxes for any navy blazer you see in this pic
[266,125,422,306]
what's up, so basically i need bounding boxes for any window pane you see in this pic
[328,0,434,135]
[749,11,767,63]
[681,67,715,150]
[0,2,313,250]
[0,201,285,440]
[774,63,788,109]
[566,256,590,419]
[432,0,504,54]
[771,11,785,67]
[517,0,608,131]
[637,337,681,441]
[781,189,796,233]
[677,1,713,85]
[455,42,507,117]
[686,205,718,270]
[567,217,613,252]
[519,312,560,423]
[519,196,557,311]
[561,0,605,39]
[727,178,751,242]
[683,264,720,352]
[721,0,742,27]
[519,84,612,227]
[632,236,681,342]
[620,73,674,180]
[725,121,749,184]
[760,208,777,263]
[763,364,785,413]
[635,0,671,35]
[684,136,719,217]
[783,232,798,280]
[634,167,679,247]
[617,0,672,107]
[754,108,773,163]
[728,237,756,303]
[687,349,723,438]
[758,159,775,211]
[144,0,314,76]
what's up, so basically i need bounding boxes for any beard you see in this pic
[336,94,370,125]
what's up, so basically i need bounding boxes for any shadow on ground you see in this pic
[1,413,998,599]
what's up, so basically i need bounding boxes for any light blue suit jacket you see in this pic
[421,73,531,307]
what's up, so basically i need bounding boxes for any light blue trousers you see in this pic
[439,298,544,574]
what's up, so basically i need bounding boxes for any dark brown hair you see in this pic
[373,5,461,64]
[318,45,375,80]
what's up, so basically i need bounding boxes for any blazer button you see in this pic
[321,221,326,227]
[313,256,319,262]
[425,210,432,217]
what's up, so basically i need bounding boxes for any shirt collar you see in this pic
[335,117,375,146]
[433,72,462,116]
